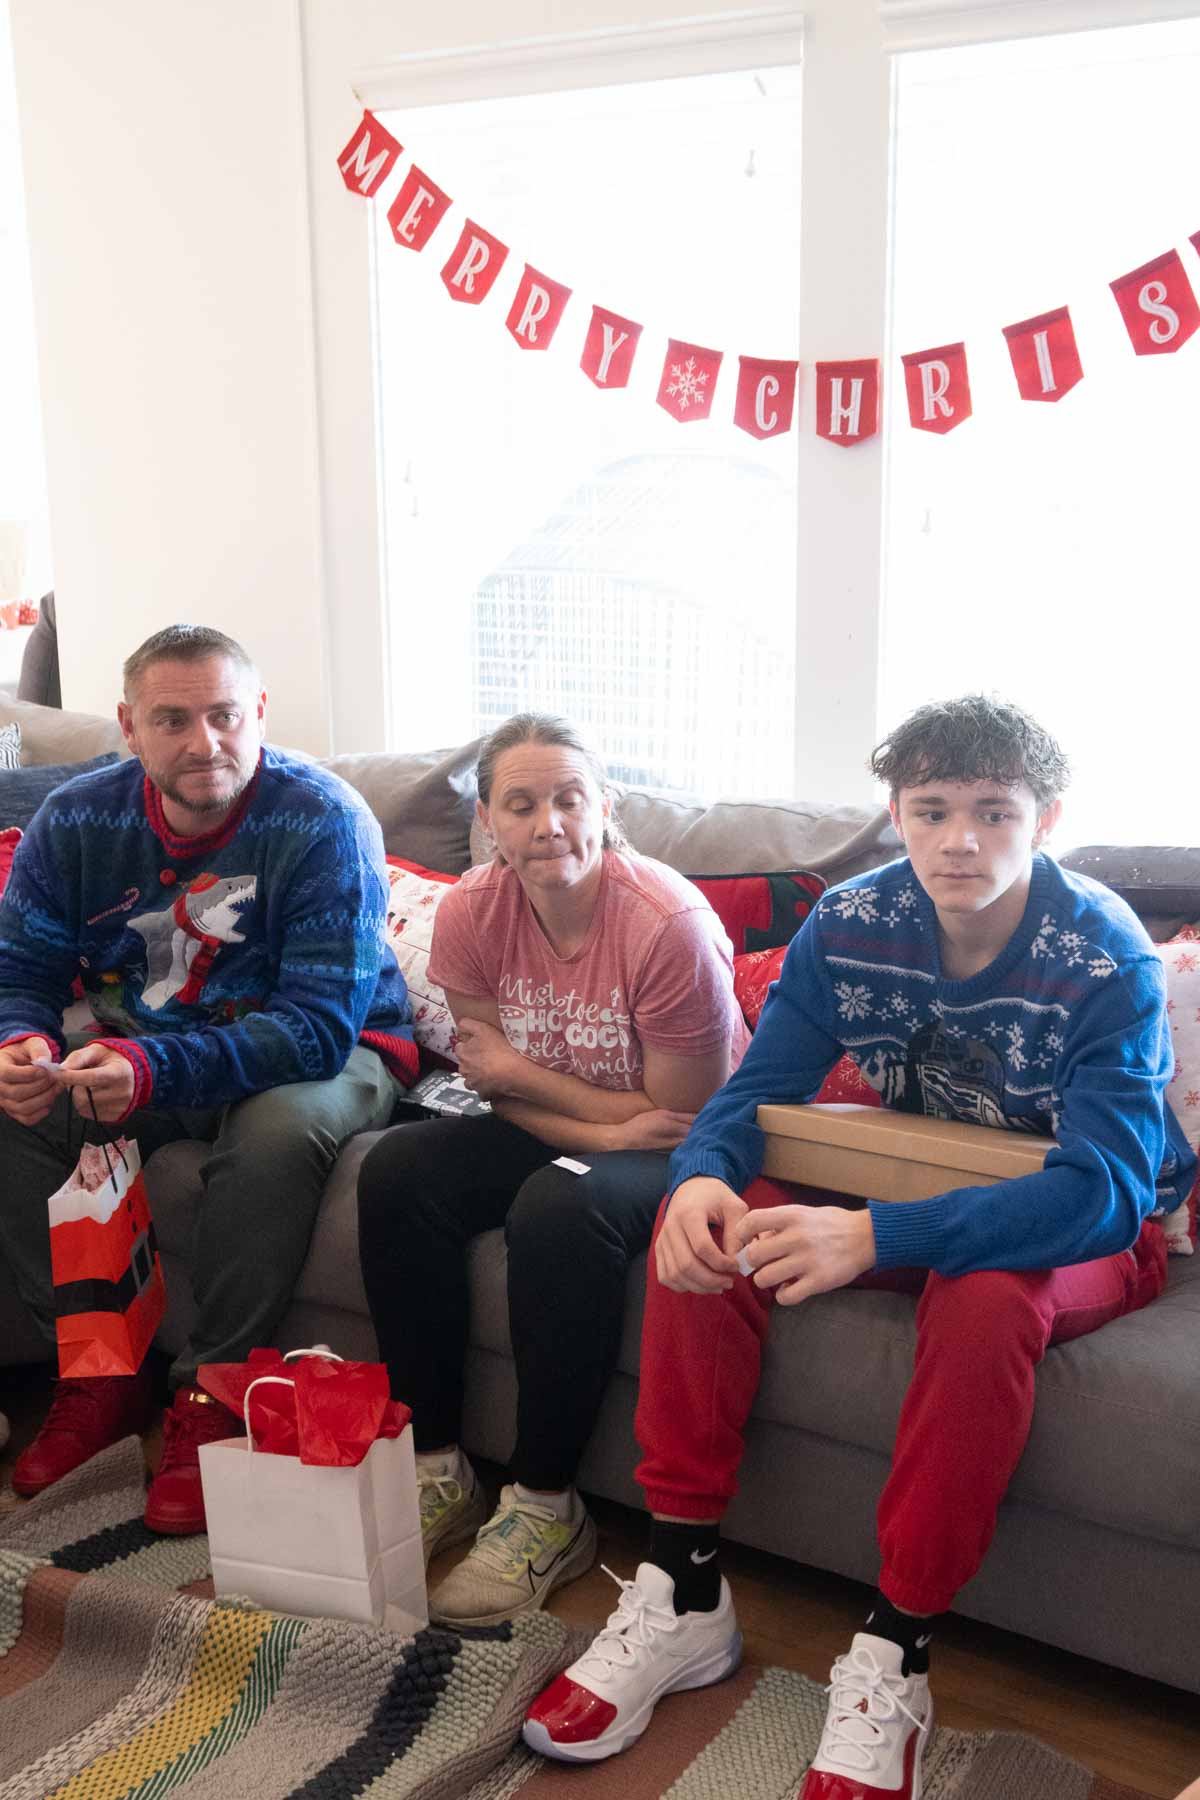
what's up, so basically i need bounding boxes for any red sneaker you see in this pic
[11,1369,153,1497]
[144,1387,242,1535]
[798,1634,932,1800]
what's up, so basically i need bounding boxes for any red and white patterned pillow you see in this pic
[732,945,881,1107]
[1157,926,1200,1254]
[384,857,459,1064]
[0,826,21,896]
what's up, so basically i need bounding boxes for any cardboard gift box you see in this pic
[757,1103,1049,1202]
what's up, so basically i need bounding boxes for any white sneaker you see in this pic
[429,1483,596,1627]
[417,1455,487,1566]
[798,1633,932,1800]
[522,1561,742,1762]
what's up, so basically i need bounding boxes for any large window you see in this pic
[372,68,802,796]
[883,18,1200,849]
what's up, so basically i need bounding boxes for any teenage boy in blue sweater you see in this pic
[524,696,1193,1800]
[0,625,415,1531]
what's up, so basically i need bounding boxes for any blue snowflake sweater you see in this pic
[0,748,416,1112]
[669,854,1194,1275]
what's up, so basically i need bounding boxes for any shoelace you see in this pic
[572,1565,679,1681]
[417,1470,466,1524]
[34,1379,109,1440]
[157,1394,235,1474]
[818,1643,929,1775]
[472,1496,560,1572]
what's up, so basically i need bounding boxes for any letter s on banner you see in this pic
[1110,249,1200,354]
[440,220,509,305]
[387,166,452,251]
[1002,306,1083,401]
[734,356,798,440]
[901,342,971,435]
[815,359,880,446]
[506,264,573,350]
[337,111,404,198]
[580,306,643,388]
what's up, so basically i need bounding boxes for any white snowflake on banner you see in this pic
[666,357,710,412]
[832,887,880,924]
[834,981,873,1022]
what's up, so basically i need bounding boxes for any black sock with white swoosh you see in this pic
[865,1590,935,1675]
[647,1520,722,1615]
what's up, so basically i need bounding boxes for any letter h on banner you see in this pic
[815,359,880,446]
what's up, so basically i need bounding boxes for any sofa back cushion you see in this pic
[0,695,127,766]
[325,741,482,876]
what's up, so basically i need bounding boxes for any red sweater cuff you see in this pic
[93,1037,155,1121]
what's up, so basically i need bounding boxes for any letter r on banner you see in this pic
[1110,249,1200,354]
[1002,306,1083,401]
[506,264,573,350]
[901,342,971,434]
[734,356,798,440]
[387,166,452,250]
[440,220,509,304]
[337,111,403,198]
[580,306,642,388]
[815,359,880,446]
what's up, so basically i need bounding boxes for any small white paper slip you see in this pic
[553,1157,591,1175]
[735,1247,756,1278]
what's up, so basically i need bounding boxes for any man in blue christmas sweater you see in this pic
[0,625,416,1532]
[523,695,1194,1800]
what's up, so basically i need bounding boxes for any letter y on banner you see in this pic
[815,359,880,445]
[1110,250,1199,354]
[734,357,798,440]
[337,111,403,198]
[902,342,971,434]
[581,306,642,388]
[1002,307,1082,401]
[440,220,509,304]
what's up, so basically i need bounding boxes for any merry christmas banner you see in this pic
[338,107,1200,447]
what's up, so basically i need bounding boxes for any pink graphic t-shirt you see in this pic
[428,850,749,1091]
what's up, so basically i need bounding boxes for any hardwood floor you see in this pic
[3,1369,1198,1799]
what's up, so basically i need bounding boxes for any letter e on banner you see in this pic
[901,342,971,434]
[581,306,642,388]
[506,264,573,350]
[387,166,451,251]
[656,339,723,422]
[440,219,509,305]
[815,359,880,446]
[1110,250,1200,354]
[1002,306,1083,401]
[734,356,798,440]
[337,111,403,198]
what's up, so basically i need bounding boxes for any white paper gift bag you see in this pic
[198,1357,426,1634]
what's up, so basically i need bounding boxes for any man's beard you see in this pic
[156,765,254,818]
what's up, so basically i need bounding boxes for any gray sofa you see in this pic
[3,692,1199,1697]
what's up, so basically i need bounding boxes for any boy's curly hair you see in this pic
[870,695,1070,809]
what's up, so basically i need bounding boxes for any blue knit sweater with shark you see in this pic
[0,748,415,1111]
[669,854,1194,1274]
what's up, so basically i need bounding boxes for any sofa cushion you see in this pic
[613,790,900,887]
[0,695,126,765]
[0,752,120,831]
[324,740,482,876]
[0,721,20,769]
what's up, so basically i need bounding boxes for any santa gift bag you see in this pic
[49,1137,166,1378]
[197,1348,426,1634]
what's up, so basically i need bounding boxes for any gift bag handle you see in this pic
[242,1346,343,1452]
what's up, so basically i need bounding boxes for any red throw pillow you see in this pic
[687,869,825,957]
[732,942,881,1108]
[0,827,21,896]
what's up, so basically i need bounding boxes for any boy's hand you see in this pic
[734,1203,876,1304]
[56,1044,136,1123]
[656,1176,746,1294]
[0,1036,61,1125]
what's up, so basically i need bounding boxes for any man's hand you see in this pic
[55,1043,136,1124]
[733,1202,876,1305]
[0,1036,61,1126]
[656,1176,747,1294]
[454,1018,524,1100]
[614,1108,695,1153]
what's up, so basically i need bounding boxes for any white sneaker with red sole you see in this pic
[522,1561,742,1763]
[798,1632,932,1800]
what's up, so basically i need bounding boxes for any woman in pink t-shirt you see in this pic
[358,712,747,1630]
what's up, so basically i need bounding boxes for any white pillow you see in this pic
[0,721,21,770]
[384,857,458,1063]
[1157,928,1200,1254]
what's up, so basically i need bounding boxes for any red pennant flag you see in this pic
[1111,250,1200,355]
[1002,306,1083,402]
[902,342,971,434]
[657,339,723,422]
[734,357,798,440]
[440,220,509,305]
[506,265,572,351]
[580,306,642,389]
[1191,229,1200,259]
[815,359,880,446]
[336,111,403,198]
[386,166,451,251]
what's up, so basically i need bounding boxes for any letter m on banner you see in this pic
[337,111,403,198]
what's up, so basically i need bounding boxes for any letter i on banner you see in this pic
[336,111,404,198]
[1110,250,1200,354]
[815,359,880,446]
[656,339,723,421]
[506,265,573,350]
[387,166,452,250]
[581,306,643,388]
[734,357,798,440]
[901,342,971,434]
[440,220,509,304]
[1002,306,1083,401]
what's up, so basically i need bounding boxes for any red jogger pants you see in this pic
[634,1176,1167,1616]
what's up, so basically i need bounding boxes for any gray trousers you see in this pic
[0,1044,398,1388]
